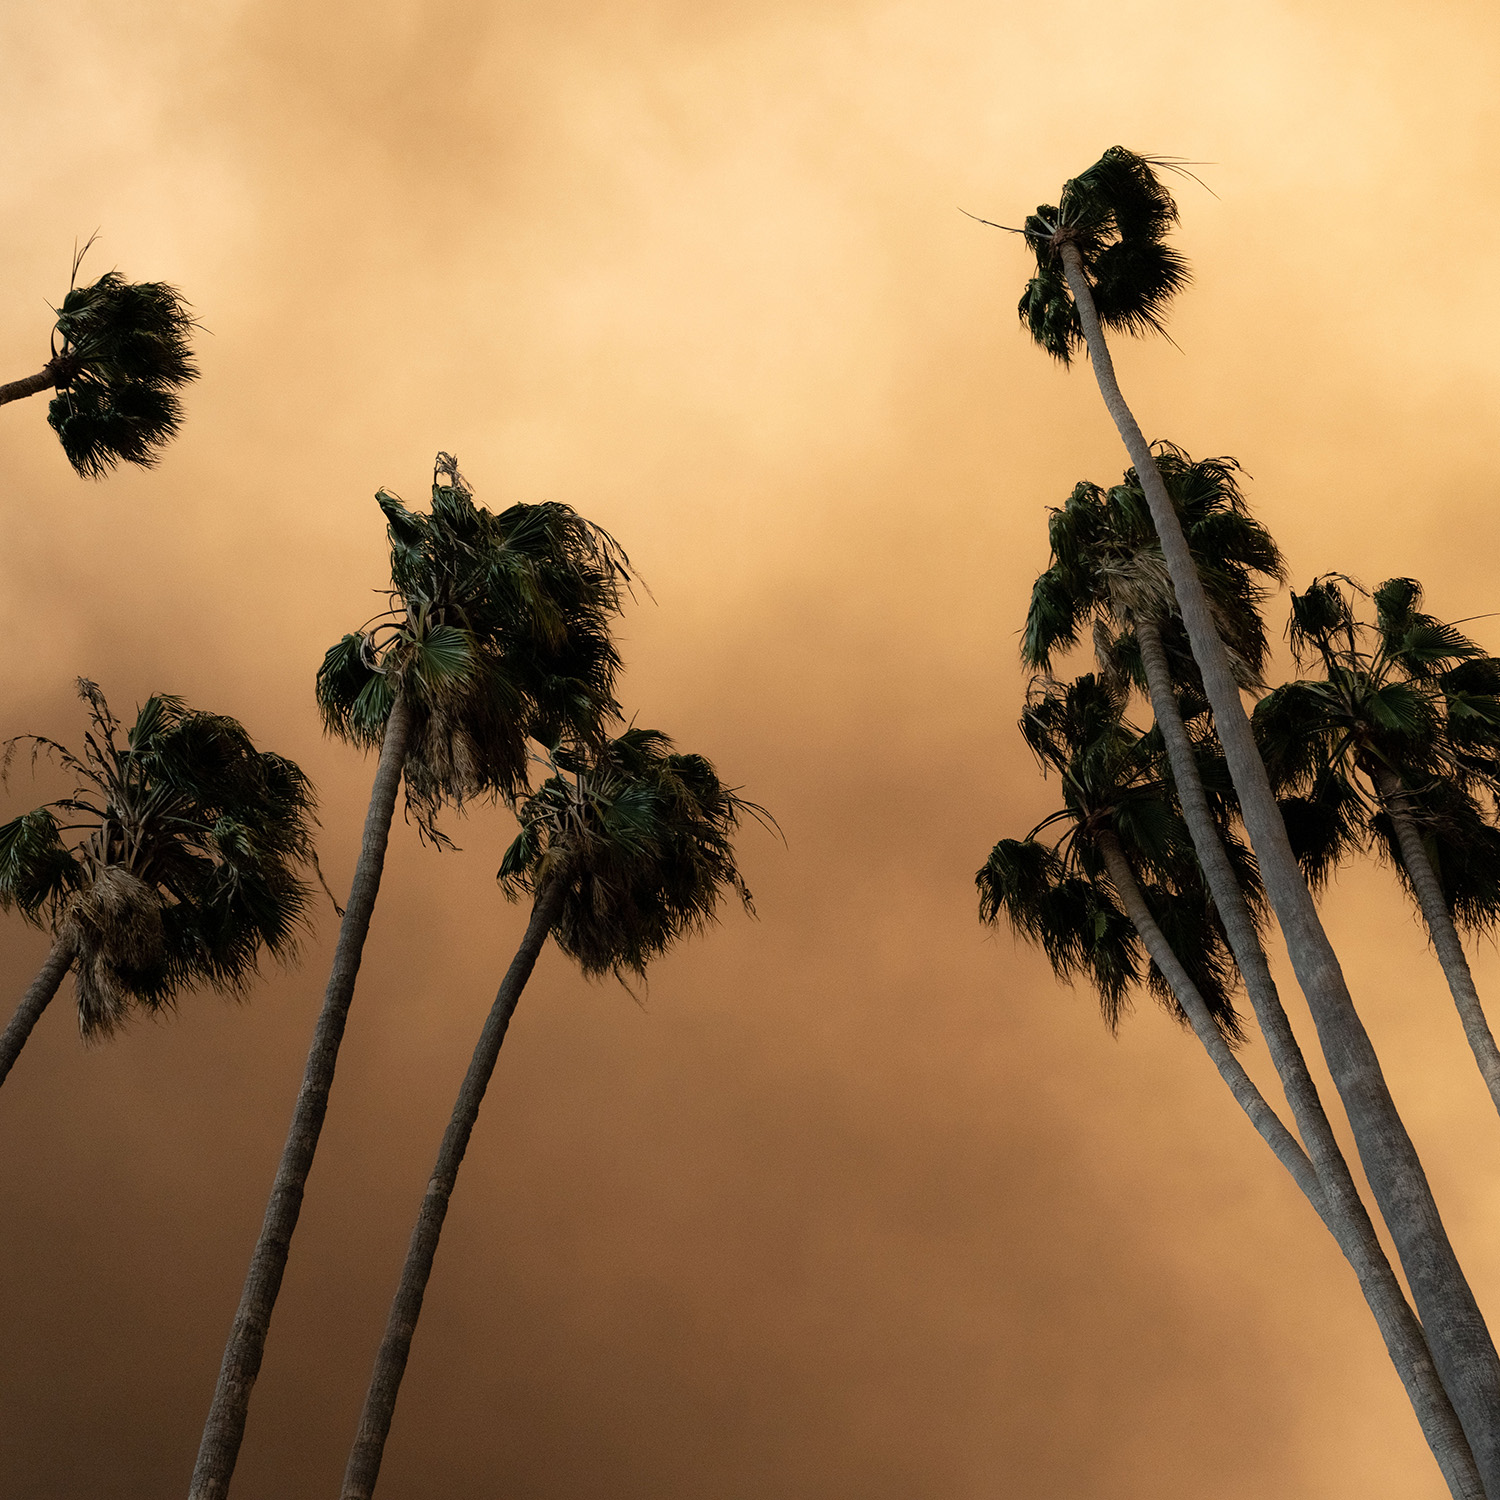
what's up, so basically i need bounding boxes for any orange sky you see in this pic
[4,2,1500,1496]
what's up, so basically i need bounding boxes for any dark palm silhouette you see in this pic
[984,669,1479,1493]
[0,680,317,1086]
[0,246,198,477]
[997,146,1500,1491]
[190,454,631,1500]
[1258,575,1500,1115]
[340,727,767,1499]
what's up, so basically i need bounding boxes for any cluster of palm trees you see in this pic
[981,147,1500,1497]
[0,262,765,1495]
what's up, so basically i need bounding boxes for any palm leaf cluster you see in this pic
[316,453,631,841]
[1017,146,1192,365]
[1023,444,1285,693]
[45,267,199,478]
[978,674,1247,1040]
[499,726,763,980]
[1256,575,1500,927]
[0,680,317,1036]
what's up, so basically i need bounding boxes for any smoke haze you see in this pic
[3,2,1500,1495]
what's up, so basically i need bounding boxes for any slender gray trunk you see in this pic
[0,365,57,407]
[1135,619,1481,1497]
[190,694,413,1500]
[340,878,566,1500]
[1097,830,1320,1189]
[1058,241,1500,1495]
[0,938,75,1090]
[1376,767,1500,1118]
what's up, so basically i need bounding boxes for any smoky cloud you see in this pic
[2,2,1499,1496]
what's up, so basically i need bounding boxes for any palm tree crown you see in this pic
[499,726,765,980]
[39,257,199,478]
[0,680,318,1036]
[1255,574,1500,918]
[1023,444,1285,694]
[316,454,632,842]
[978,674,1248,1040]
[1015,147,1193,366]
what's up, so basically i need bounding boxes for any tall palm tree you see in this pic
[0,679,318,1086]
[1257,575,1500,1116]
[998,147,1500,1484]
[190,455,631,1500]
[980,675,1482,1497]
[0,245,198,477]
[1019,456,1477,1488]
[340,727,766,1500]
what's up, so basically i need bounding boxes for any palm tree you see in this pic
[340,727,767,1499]
[1019,456,1480,1487]
[0,244,198,477]
[980,675,1482,1497]
[189,455,632,1500]
[998,147,1500,1484]
[0,680,318,1086]
[1257,575,1500,1116]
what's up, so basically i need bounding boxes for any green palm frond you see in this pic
[1,680,320,1038]
[1011,148,1195,363]
[44,267,199,478]
[1258,573,1500,905]
[1023,445,1283,694]
[985,673,1248,1043]
[499,727,765,983]
[321,455,631,842]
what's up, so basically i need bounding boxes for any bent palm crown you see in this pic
[978,674,1250,1041]
[1024,444,1285,696]
[0,680,318,1036]
[1256,575,1500,928]
[1016,147,1192,366]
[316,454,631,841]
[44,266,199,477]
[499,726,764,981]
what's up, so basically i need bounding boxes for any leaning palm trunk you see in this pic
[1097,831,1318,1187]
[1135,620,1481,1496]
[1059,243,1500,1491]
[190,694,413,1500]
[0,938,76,1089]
[341,877,566,1500]
[1376,767,1500,1118]
[0,366,58,407]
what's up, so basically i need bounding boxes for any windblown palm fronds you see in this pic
[316,452,632,842]
[499,726,767,981]
[978,673,1248,1041]
[1012,147,1195,365]
[0,679,317,1038]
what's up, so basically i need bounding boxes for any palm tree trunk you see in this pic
[0,366,57,407]
[189,693,413,1500]
[340,877,566,1500]
[0,938,75,1089]
[1096,831,1322,1189]
[1376,767,1500,1117]
[1059,241,1500,1494]
[1134,619,1482,1497]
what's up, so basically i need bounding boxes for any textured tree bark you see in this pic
[340,877,567,1500]
[1059,240,1500,1497]
[1376,767,1500,1118]
[0,938,75,1090]
[1134,619,1481,1498]
[0,366,57,407]
[189,693,413,1500]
